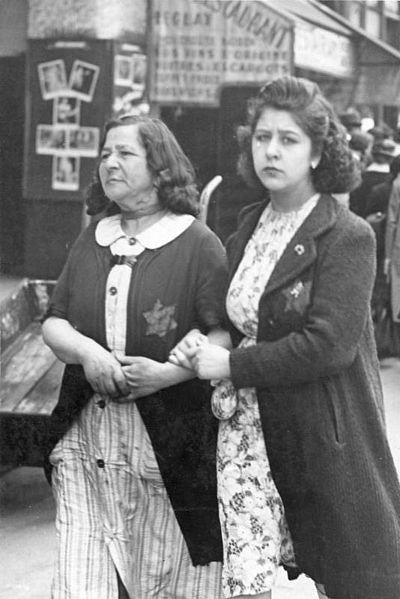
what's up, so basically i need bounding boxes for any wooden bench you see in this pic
[0,279,63,467]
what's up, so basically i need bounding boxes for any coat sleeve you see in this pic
[194,229,228,332]
[230,219,376,389]
[44,225,95,320]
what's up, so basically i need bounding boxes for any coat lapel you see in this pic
[227,200,269,279]
[264,194,338,296]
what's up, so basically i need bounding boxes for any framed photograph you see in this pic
[69,60,100,102]
[68,127,100,157]
[36,125,68,154]
[53,96,81,126]
[114,55,134,87]
[38,60,68,100]
[132,53,147,86]
[52,155,80,190]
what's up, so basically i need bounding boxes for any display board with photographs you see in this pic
[113,43,148,117]
[24,40,111,199]
[24,40,147,199]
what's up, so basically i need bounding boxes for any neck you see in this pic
[270,181,317,213]
[120,207,167,236]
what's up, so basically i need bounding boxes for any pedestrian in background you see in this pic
[348,130,372,170]
[339,108,362,139]
[350,138,397,217]
[384,161,400,343]
[366,157,400,357]
[42,115,228,598]
[171,76,400,599]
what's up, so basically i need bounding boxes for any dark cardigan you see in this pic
[44,218,227,566]
[226,195,400,599]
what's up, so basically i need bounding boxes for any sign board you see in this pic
[295,20,355,78]
[150,0,293,106]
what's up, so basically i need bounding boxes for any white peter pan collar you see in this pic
[95,212,195,250]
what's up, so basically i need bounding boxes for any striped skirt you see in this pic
[50,394,222,599]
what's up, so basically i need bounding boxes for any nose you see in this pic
[103,151,119,169]
[265,136,280,158]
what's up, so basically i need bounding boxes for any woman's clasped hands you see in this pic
[169,328,231,380]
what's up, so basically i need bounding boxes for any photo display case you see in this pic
[24,39,114,200]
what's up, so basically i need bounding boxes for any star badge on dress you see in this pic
[143,299,178,337]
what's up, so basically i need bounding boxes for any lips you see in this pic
[262,166,281,173]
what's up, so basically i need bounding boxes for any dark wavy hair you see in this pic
[86,115,200,216]
[237,76,361,194]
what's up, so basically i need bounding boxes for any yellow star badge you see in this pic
[143,299,178,338]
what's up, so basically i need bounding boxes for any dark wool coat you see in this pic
[44,218,227,566]
[226,195,400,599]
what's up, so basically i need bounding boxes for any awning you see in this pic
[262,0,400,103]
[304,0,400,104]
[262,0,355,78]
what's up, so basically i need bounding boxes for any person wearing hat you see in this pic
[350,138,397,217]
[348,131,372,169]
[339,109,362,139]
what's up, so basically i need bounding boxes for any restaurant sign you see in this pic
[150,0,293,106]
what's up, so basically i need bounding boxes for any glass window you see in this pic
[347,1,364,27]
[365,6,382,35]
[384,1,400,15]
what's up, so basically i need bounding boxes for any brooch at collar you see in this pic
[294,244,305,256]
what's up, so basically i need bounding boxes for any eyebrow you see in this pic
[102,144,135,151]
[254,127,300,135]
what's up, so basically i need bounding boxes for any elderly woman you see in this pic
[171,77,400,599]
[42,115,228,598]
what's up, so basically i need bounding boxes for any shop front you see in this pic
[148,0,294,240]
[304,0,400,131]
[9,0,398,278]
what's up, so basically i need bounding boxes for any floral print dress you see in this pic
[212,196,319,598]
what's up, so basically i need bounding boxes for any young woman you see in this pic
[171,76,400,599]
[42,115,228,598]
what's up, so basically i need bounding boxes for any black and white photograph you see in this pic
[53,95,81,126]
[2,2,400,599]
[114,54,134,87]
[68,59,99,101]
[68,126,99,157]
[36,124,68,154]
[37,59,68,99]
[132,52,147,87]
[52,154,80,190]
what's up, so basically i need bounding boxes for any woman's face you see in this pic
[99,124,159,214]
[252,107,318,197]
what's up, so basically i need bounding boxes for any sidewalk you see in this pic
[1,358,399,599]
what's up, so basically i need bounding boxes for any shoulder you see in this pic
[238,200,266,219]
[324,195,375,255]
[225,200,267,247]
[186,218,225,248]
[67,221,97,257]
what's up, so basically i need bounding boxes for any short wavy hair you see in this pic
[86,115,200,216]
[237,76,361,194]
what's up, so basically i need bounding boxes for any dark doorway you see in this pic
[215,86,263,242]
[0,54,25,274]
[161,86,262,242]
[161,105,219,190]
